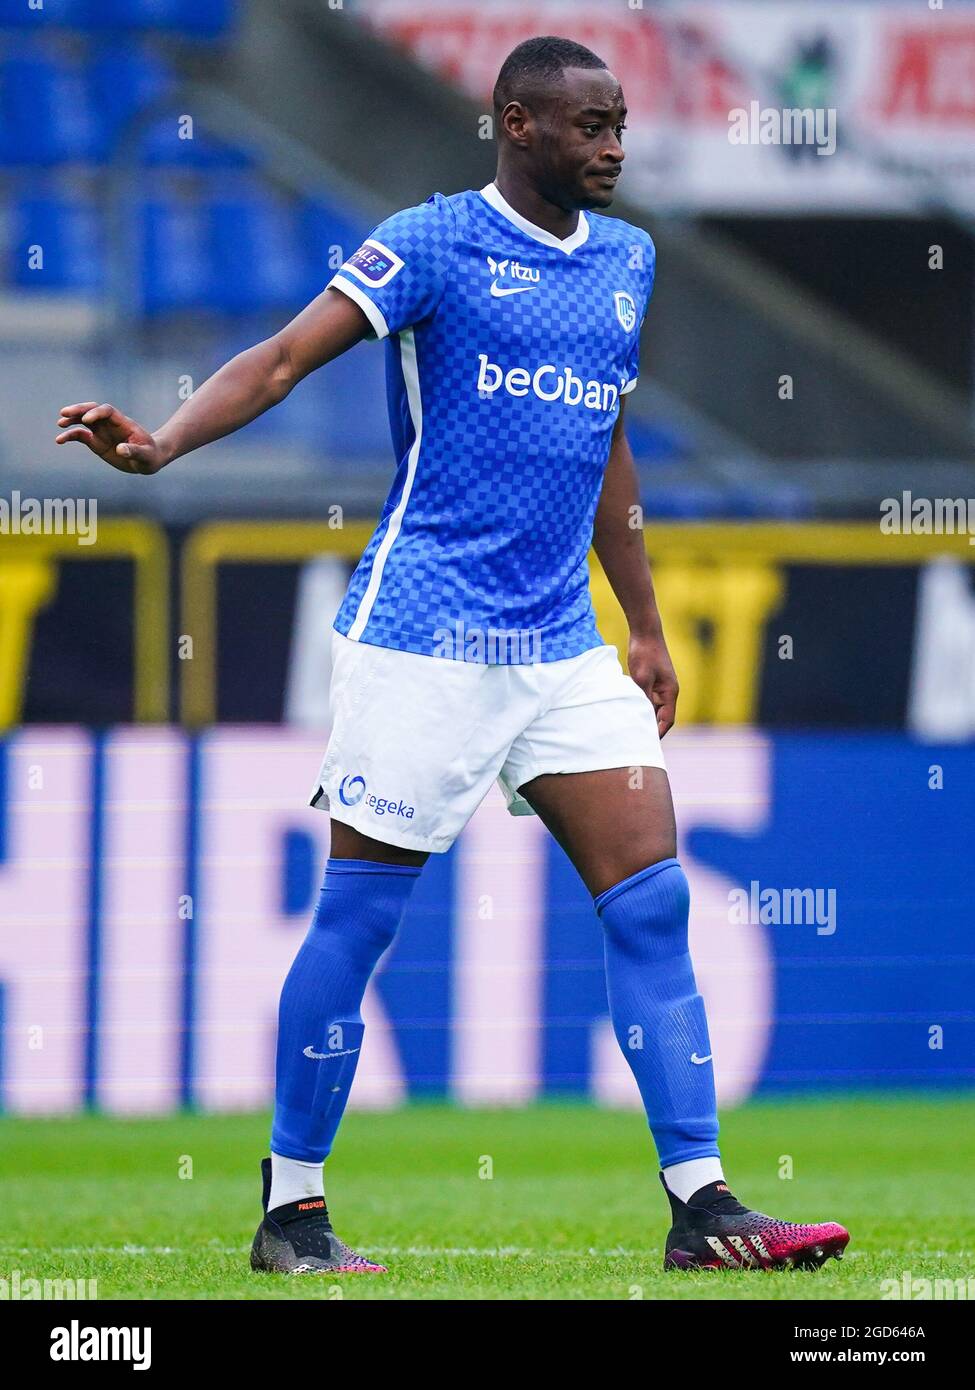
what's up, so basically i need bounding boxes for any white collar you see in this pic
[479,182,590,254]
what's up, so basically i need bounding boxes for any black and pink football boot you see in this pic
[250,1158,387,1275]
[662,1176,850,1271]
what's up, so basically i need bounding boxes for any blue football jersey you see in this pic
[328,182,655,663]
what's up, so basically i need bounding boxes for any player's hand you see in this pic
[627,631,679,737]
[55,402,169,475]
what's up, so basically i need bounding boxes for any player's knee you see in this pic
[311,907,401,957]
[594,857,690,961]
[307,859,421,956]
[590,830,677,899]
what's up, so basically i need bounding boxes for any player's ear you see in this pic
[500,100,531,147]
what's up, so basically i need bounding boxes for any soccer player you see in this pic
[56,36,849,1274]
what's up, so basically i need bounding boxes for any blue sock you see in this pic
[271,857,421,1162]
[595,859,720,1168]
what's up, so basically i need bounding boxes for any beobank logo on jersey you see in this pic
[475,354,621,412]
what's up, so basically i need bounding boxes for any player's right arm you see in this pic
[54,287,371,475]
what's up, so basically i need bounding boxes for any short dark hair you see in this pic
[493,35,607,115]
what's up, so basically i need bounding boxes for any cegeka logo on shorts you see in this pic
[366,793,415,819]
[339,773,415,820]
[338,773,366,806]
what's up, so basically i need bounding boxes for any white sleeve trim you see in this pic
[327,274,390,340]
[621,375,639,395]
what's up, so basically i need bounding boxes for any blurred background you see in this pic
[1,0,973,1119]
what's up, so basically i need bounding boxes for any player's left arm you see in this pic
[592,396,679,736]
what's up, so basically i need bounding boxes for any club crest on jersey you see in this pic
[614,290,637,332]
[341,239,404,289]
[487,255,540,297]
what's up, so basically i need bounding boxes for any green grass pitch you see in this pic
[2,1094,971,1300]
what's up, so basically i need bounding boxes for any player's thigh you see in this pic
[330,818,429,868]
[519,765,676,897]
[313,632,532,856]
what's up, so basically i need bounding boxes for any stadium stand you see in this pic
[1,0,970,518]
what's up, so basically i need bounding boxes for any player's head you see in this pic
[493,36,626,210]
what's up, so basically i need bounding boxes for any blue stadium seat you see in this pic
[642,486,726,519]
[0,0,234,35]
[0,46,101,165]
[142,195,213,313]
[299,199,367,302]
[0,1,102,30]
[208,179,307,312]
[316,342,392,458]
[88,42,173,159]
[142,116,251,169]
[723,486,811,519]
[8,190,102,290]
[101,0,235,36]
[626,413,690,462]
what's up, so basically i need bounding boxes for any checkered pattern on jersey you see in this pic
[329,193,457,337]
[331,188,655,663]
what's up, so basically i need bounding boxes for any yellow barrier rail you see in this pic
[180,519,975,728]
[0,517,170,728]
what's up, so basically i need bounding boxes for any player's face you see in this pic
[536,67,627,211]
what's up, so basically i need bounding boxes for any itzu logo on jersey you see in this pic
[486,255,540,297]
[476,354,621,412]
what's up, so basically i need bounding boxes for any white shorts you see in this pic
[310,631,665,853]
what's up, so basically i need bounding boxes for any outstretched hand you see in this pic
[55,402,168,475]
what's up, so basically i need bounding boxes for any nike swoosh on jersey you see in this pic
[489,282,533,297]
